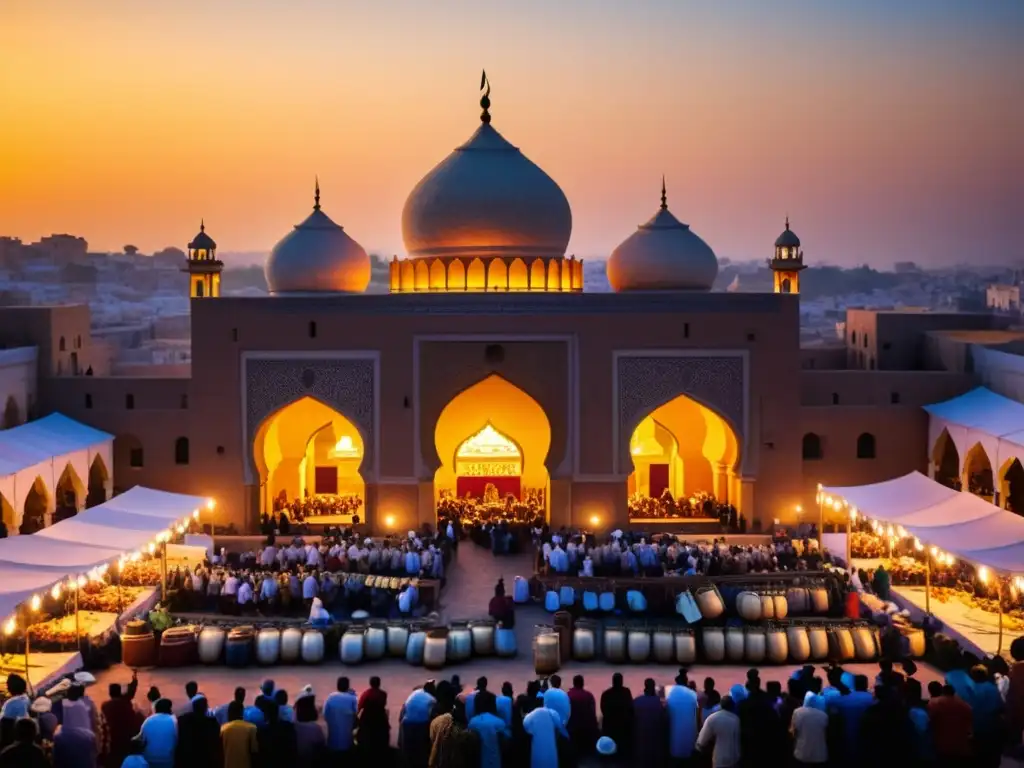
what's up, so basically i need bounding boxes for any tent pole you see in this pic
[846,517,852,567]
[818,496,824,553]
[999,580,1004,656]
[24,624,30,694]
[160,542,168,603]
[925,554,931,614]
[74,585,81,659]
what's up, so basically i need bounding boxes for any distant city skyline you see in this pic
[1,1,1022,266]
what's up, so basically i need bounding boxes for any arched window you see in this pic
[802,433,823,460]
[174,437,190,465]
[856,432,876,460]
[59,336,66,352]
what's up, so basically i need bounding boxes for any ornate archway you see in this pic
[87,454,110,508]
[254,396,366,522]
[0,490,14,534]
[54,463,85,522]
[20,476,49,534]
[625,393,739,520]
[433,374,551,520]
[931,428,961,489]
[963,442,994,500]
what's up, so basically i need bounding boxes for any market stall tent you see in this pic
[0,413,113,527]
[925,387,1024,483]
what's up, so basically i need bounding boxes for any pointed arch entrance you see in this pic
[87,454,110,508]
[55,463,85,523]
[433,375,551,518]
[0,490,14,534]
[20,476,49,534]
[963,442,994,500]
[931,428,961,490]
[2,396,19,429]
[626,393,739,519]
[253,396,365,521]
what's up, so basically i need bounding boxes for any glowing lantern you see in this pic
[979,566,990,583]
[30,595,41,612]
[3,618,14,636]
[50,584,62,600]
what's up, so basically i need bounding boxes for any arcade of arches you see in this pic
[627,394,739,519]
[254,396,365,520]
[433,375,551,519]
[0,454,110,534]
[930,428,1024,517]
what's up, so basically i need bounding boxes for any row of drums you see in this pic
[734,588,831,621]
[196,620,517,668]
[565,622,886,666]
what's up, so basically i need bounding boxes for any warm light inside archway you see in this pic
[627,394,738,517]
[434,375,550,516]
[254,396,365,517]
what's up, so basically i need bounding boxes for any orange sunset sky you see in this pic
[1,1,1021,266]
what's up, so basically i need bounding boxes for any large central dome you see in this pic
[401,91,572,262]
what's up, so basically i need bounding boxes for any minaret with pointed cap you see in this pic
[183,219,223,298]
[769,216,805,294]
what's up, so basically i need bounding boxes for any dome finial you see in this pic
[200,218,205,233]
[479,70,491,124]
[314,176,321,211]
[785,214,790,231]
[660,176,668,211]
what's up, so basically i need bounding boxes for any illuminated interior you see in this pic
[254,396,365,516]
[390,255,583,293]
[433,374,550,514]
[20,476,50,534]
[0,491,14,532]
[627,393,739,514]
[56,463,85,509]
[962,441,994,499]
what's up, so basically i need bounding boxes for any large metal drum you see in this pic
[424,629,448,670]
[160,625,199,667]
[766,628,788,664]
[534,631,561,675]
[808,627,829,660]
[364,622,387,661]
[341,628,365,665]
[387,624,410,658]
[759,595,775,620]
[852,624,877,661]
[787,587,809,613]
[572,622,597,661]
[495,627,517,658]
[674,630,697,664]
[122,627,157,668]
[447,622,473,663]
[605,625,627,663]
[787,626,810,662]
[513,576,530,604]
[702,627,726,662]
[256,628,281,665]
[652,628,675,663]
[406,629,427,665]
[627,627,651,662]
[301,629,324,664]
[470,620,496,656]
[280,628,303,663]
[831,627,856,661]
[198,627,225,665]
[737,591,762,621]
[745,628,766,663]
[773,594,789,620]
[810,586,829,614]
[544,591,560,612]
[225,626,255,668]
[696,586,725,619]
[726,627,745,662]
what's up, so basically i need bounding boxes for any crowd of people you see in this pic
[271,494,364,525]
[627,490,744,529]
[539,533,832,578]
[4,648,1024,768]
[166,532,449,618]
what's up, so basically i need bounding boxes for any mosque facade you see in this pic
[2,78,978,535]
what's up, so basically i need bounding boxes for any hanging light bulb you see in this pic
[176,524,185,535]
[914,539,923,551]
[979,566,990,583]
[192,509,200,520]
[30,595,41,612]
[3,617,15,636]
[50,583,62,600]
[148,542,156,555]
[886,525,894,538]
[206,499,215,511]
[77,575,87,588]
[897,526,907,539]
[930,546,938,557]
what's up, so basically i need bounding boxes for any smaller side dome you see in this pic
[264,180,371,294]
[774,216,801,248]
[188,220,217,251]
[607,179,718,292]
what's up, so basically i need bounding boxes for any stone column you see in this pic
[738,476,756,524]
[548,477,572,529]
[362,482,378,532]
[713,463,731,504]
[417,480,436,531]
[103,479,114,501]
[243,483,260,533]
[43,493,56,529]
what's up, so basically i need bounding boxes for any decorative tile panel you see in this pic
[617,354,744,471]
[245,357,375,476]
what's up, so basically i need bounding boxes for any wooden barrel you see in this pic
[773,594,789,620]
[255,628,281,666]
[736,591,762,621]
[364,622,387,661]
[280,628,303,663]
[340,628,365,665]
[424,629,448,670]
[674,630,697,664]
[702,627,725,662]
[759,594,775,620]
[470,620,496,656]
[652,628,674,664]
[696,586,725,620]
[406,629,427,665]
[766,628,788,664]
[301,629,324,664]
[124,619,150,637]
[387,624,410,658]
[627,627,651,662]
[745,627,766,663]
[787,626,810,662]
[605,625,627,663]
[534,632,561,675]
[122,630,157,668]
[198,627,225,665]
[808,627,829,660]
[573,623,597,661]
[726,627,745,662]
[159,625,198,667]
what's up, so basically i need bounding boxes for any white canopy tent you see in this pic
[0,414,113,527]
[925,387,1024,483]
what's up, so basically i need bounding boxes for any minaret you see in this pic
[769,216,805,294]
[183,220,223,298]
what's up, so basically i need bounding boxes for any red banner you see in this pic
[649,463,669,498]
[456,476,521,500]
[315,467,338,495]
